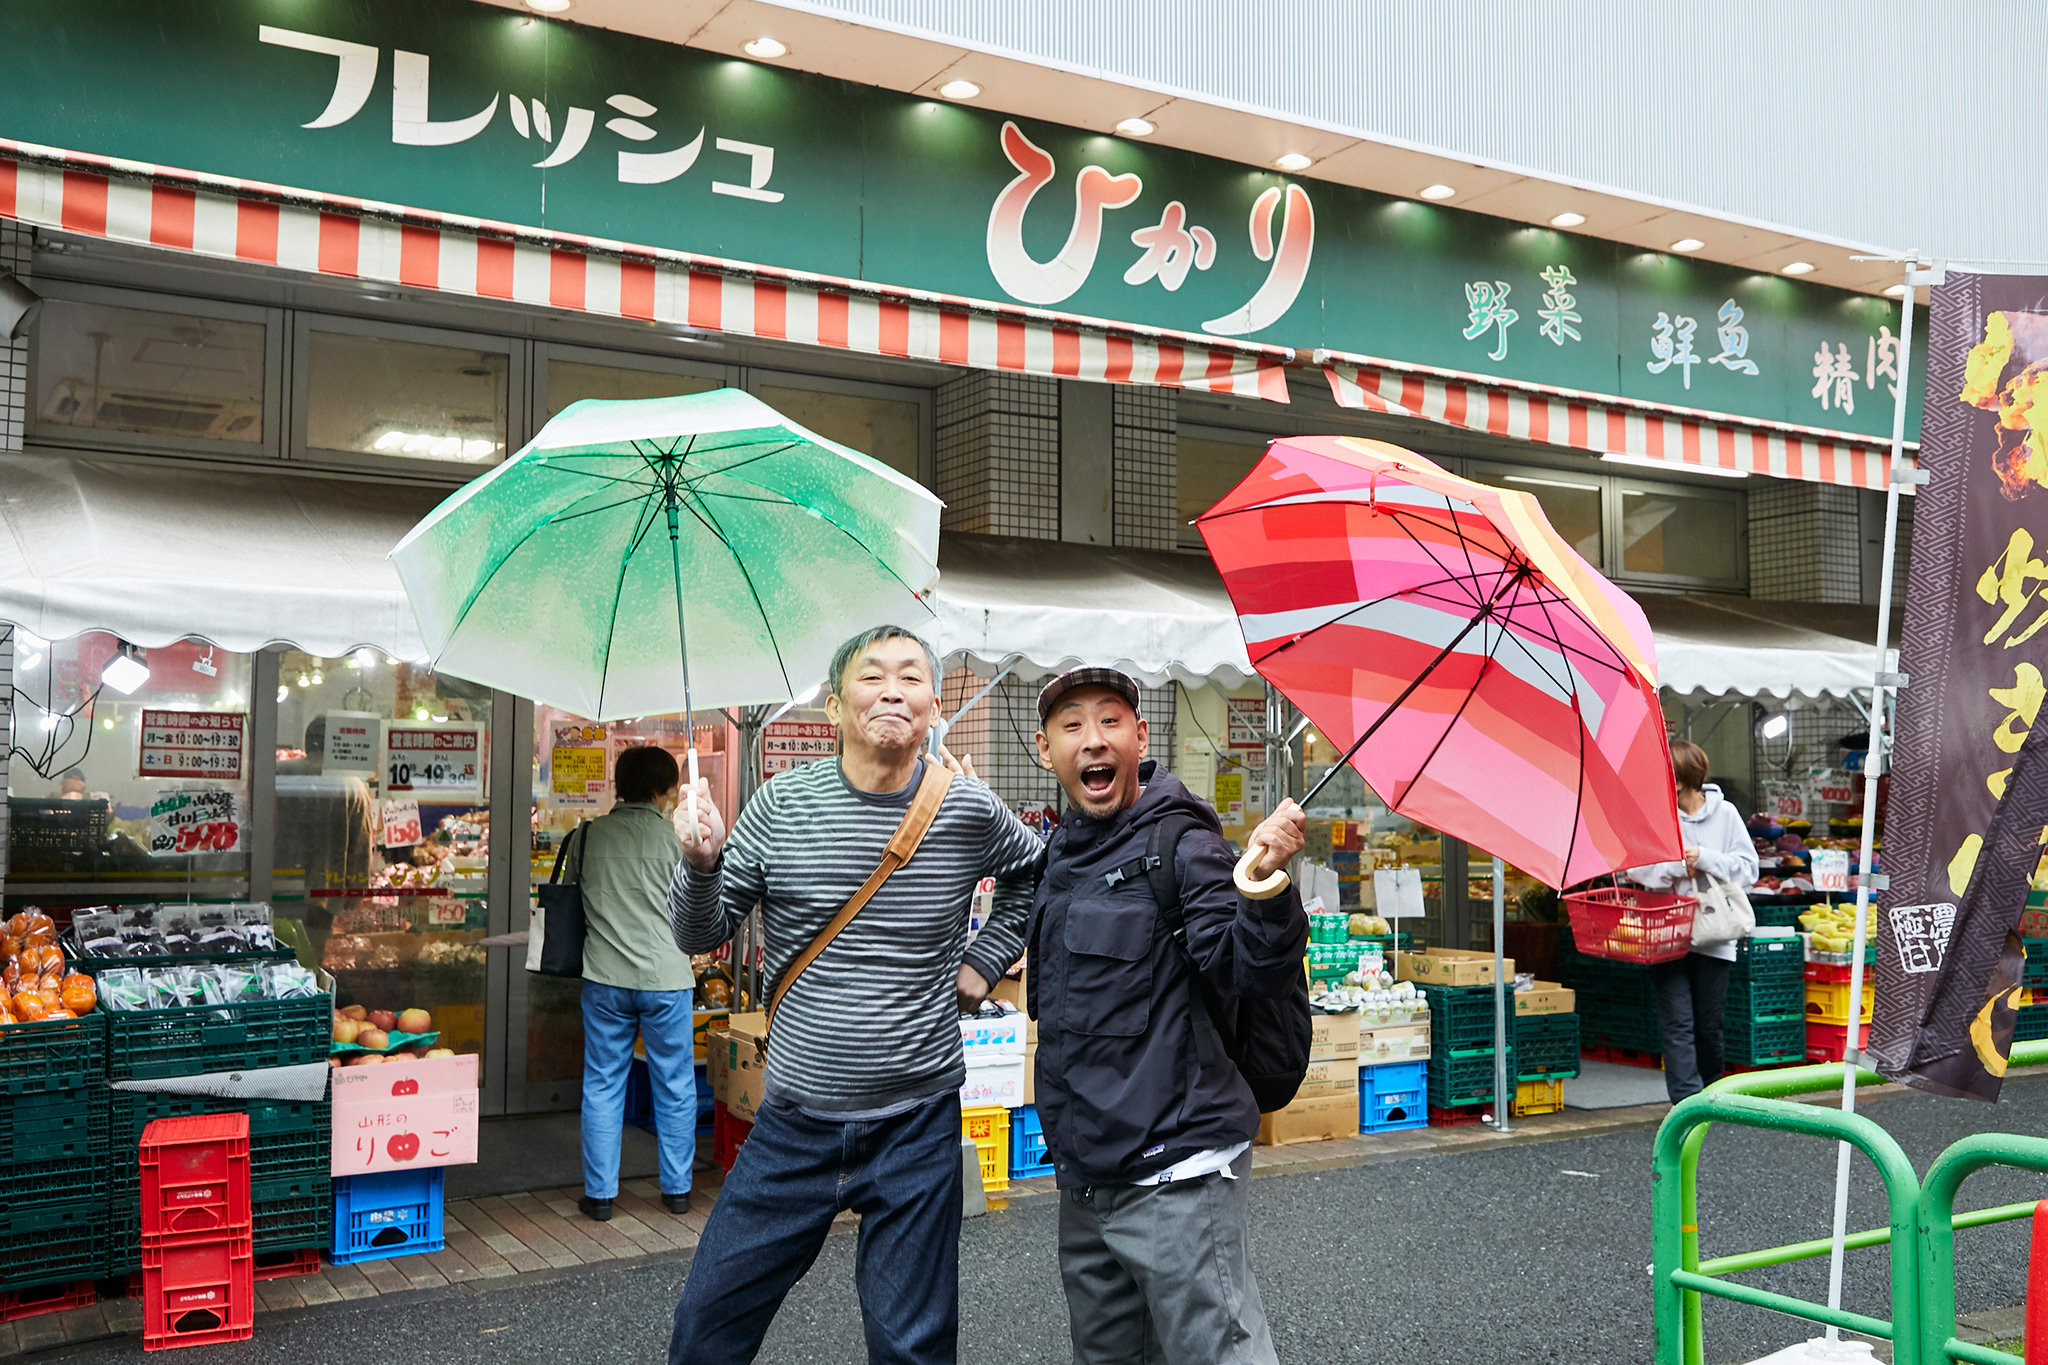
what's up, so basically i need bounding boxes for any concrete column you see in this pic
[1748,479,1863,602]
[1058,380,1112,545]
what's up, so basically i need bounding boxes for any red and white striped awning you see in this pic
[0,140,1293,403]
[1319,352,1908,491]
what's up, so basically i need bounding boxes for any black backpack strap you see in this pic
[1146,814,1223,1072]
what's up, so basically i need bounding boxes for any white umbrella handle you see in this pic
[686,745,700,844]
[1234,840,1291,898]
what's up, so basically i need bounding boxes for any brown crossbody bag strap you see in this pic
[766,760,956,1032]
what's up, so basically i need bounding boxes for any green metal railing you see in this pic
[1651,1042,2048,1365]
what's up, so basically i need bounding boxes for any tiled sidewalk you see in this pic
[0,1097,1676,1356]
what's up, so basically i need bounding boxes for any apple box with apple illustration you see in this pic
[331,1052,480,1177]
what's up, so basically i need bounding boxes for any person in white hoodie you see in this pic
[1628,740,1760,1103]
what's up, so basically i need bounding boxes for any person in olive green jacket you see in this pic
[567,744,697,1221]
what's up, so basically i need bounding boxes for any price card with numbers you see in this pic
[382,723,483,799]
[1812,849,1851,894]
[139,710,245,780]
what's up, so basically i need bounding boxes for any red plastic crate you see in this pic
[1806,1021,1871,1063]
[140,1234,253,1351]
[1427,1102,1489,1127]
[712,1102,752,1173]
[251,1247,321,1282]
[1804,961,1862,984]
[0,1278,95,1324]
[140,1114,251,1241]
[1584,1043,1664,1070]
[1563,887,1697,964]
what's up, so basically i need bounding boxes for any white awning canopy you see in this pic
[1635,595,1895,705]
[928,533,1254,689]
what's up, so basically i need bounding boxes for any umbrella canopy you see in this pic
[1197,434,1681,889]
[391,388,942,721]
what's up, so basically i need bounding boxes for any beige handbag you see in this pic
[1688,869,1756,948]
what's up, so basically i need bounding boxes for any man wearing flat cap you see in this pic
[1023,666,1308,1365]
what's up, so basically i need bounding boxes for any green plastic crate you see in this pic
[1726,1013,1806,1066]
[1511,1012,1581,1078]
[1418,985,1511,1049]
[1733,935,1805,981]
[1730,977,1805,1020]
[0,1198,104,1291]
[2022,939,2048,988]
[0,1014,105,1098]
[1751,901,1807,929]
[1428,1045,1515,1107]
[0,1087,107,1165]
[100,993,329,1081]
[2016,1002,2048,1044]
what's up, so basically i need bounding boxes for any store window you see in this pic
[271,652,492,1059]
[302,325,510,466]
[754,382,921,481]
[1177,431,1267,550]
[4,632,254,907]
[525,707,736,1102]
[31,294,270,447]
[1297,730,1445,946]
[1498,471,1603,564]
[541,359,722,422]
[1618,482,1744,586]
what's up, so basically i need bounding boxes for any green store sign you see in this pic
[0,0,1922,440]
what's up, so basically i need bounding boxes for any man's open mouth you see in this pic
[1079,763,1118,800]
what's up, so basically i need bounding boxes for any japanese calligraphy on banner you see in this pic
[763,719,835,775]
[147,789,241,856]
[1875,272,2048,1101]
[381,723,483,800]
[138,710,244,780]
[0,0,1918,440]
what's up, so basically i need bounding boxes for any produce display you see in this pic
[95,960,320,1010]
[331,1003,457,1066]
[0,910,98,1024]
[1798,904,1871,955]
[71,902,277,956]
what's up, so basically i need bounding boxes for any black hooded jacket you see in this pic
[1026,761,1308,1189]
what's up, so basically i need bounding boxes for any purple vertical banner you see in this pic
[1874,273,2048,1099]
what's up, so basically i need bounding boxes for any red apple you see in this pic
[366,1010,398,1033]
[340,1005,368,1021]
[332,1018,362,1045]
[348,1053,387,1066]
[424,1048,456,1059]
[387,1132,420,1162]
[328,1056,345,1069]
[396,1008,432,1035]
[355,1027,390,1051]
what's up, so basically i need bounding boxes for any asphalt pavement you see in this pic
[24,1074,2047,1365]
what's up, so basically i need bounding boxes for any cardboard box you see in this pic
[960,1004,1028,1057]
[1308,1012,1360,1061]
[1294,1058,1361,1098]
[1396,949,1513,988]
[989,969,1027,1015]
[960,1055,1027,1109]
[1023,1041,1038,1106]
[331,1053,479,1177]
[1358,1022,1431,1064]
[1256,1092,1360,1146]
[1514,983,1575,1016]
[707,1027,766,1123]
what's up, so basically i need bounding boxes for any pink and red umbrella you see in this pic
[1197,435,1681,889]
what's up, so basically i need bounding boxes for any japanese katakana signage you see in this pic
[0,0,1921,440]
[1875,272,2048,1101]
[138,710,244,780]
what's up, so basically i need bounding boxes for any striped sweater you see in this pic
[668,757,1045,1111]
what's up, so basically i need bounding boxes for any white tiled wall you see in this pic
[935,371,1060,539]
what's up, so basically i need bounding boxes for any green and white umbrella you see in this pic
[391,388,942,731]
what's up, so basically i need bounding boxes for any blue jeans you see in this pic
[581,983,696,1199]
[669,1091,963,1365]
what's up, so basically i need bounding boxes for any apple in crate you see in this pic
[340,1005,368,1021]
[356,1027,390,1051]
[424,1048,456,1058]
[366,1010,398,1032]
[333,1017,362,1045]
[348,1053,387,1066]
[397,1008,432,1035]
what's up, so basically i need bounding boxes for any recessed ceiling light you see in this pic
[1883,283,1908,298]
[1274,153,1314,172]
[1670,238,1705,252]
[525,0,572,12]
[1550,212,1586,228]
[1115,117,1155,138]
[939,79,981,100]
[1419,183,1456,200]
[1782,261,1816,276]
[743,37,787,59]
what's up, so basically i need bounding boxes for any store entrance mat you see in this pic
[1562,1060,1671,1110]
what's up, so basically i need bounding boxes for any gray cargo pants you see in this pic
[1057,1150,1277,1365]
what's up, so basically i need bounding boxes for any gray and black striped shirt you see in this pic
[669,757,1045,1112]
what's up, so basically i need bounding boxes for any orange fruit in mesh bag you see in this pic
[59,974,96,1015]
[11,992,48,1021]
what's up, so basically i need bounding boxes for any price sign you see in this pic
[1812,849,1851,894]
[382,724,483,799]
[323,712,380,773]
[139,710,244,780]
[147,789,241,856]
[764,719,836,775]
[379,799,422,847]
[426,897,468,926]
[1372,866,1426,919]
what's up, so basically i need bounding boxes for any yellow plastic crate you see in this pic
[1804,980,1873,1025]
[961,1106,1011,1195]
[1510,1078,1564,1117]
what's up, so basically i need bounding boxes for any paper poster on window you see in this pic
[550,723,609,807]
[382,723,483,799]
[379,799,423,848]
[1214,770,1244,824]
[147,789,241,857]
[1226,698,1265,749]
[763,719,836,775]
[138,710,244,780]
[1372,867,1426,919]
[323,712,380,774]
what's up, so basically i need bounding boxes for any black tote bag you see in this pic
[530,822,591,978]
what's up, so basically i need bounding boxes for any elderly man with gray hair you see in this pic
[664,624,1044,1365]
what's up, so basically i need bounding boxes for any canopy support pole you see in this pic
[1822,255,1930,1337]
[929,655,1022,758]
[1487,855,1513,1133]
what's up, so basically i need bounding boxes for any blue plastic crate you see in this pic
[1009,1105,1054,1179]
[330,1167,445,1265]
[1359,1059,1428,1134]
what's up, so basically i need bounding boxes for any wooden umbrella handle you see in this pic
[1234,840,1291,899]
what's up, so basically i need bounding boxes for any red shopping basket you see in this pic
[1563,886,1697,964]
